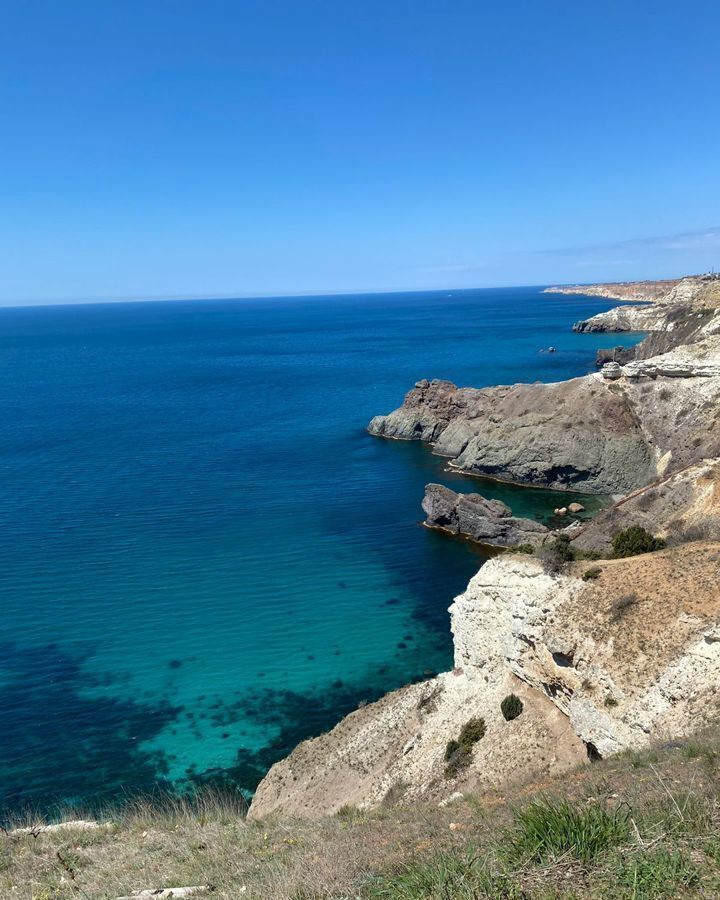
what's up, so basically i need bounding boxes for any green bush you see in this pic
[444,718,486,778]
[443,739,460,762]
[458,717,486,746]
[505,795,630,864]
[512,543,535,555]
[500,694,524,721]
[574,548,603,561]
[582,566,602,581]
[611,525,666,558]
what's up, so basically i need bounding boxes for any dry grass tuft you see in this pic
[4,733,720,898]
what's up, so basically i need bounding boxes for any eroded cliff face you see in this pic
[249,546,720,820]
[571,458,720,554]
[571,275,720,335]
[544,278,683,304]
[369,357,720,495]
[369,376,655,494]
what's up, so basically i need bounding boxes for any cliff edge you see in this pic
[249,275,720,822]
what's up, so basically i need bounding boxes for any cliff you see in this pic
[571,274,720,335]
[367,352,720,494]
[250,274,720,823]
[249,544,720,819]
[543,278,683,304]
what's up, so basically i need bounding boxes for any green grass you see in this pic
[613,848,700,898]
[4,732,720,898]
[504,796,630,864]
[365,850,523,900]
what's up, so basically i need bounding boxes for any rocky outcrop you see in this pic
[544,279,683,303]
[249,544,720,819]
[369,334,720,496]
[573,302,673,333]
[571,458,720,554]
[422,483,549,548]
[573,275,720,335]
[368,376,657,494]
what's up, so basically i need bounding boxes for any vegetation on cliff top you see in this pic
[4,730,720,899]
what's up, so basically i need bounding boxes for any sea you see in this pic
[0,286,641,815]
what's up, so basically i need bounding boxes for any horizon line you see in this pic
[0,273,693,311]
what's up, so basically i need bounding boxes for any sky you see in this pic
[1,1,719,305]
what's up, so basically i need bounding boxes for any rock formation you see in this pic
[249,544,720,819]
[571,458,720,555]
[368,280,720,496]
[422,483,548,548]
[572,274,720,335]
[543,278,683,304]
[248,274,720,822]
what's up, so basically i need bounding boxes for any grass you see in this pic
[4,732,720,898]
[613,847,700,898]
[504,795,630,864]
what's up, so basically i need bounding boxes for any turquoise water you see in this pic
[0,287,640,814]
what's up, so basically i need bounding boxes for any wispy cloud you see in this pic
[542,226,720,257]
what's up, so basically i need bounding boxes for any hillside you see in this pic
[4,731,720,898]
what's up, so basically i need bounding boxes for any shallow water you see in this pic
[0,286,640,813]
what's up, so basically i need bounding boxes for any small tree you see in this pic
[501,693,524,721]
[611,525,665,559]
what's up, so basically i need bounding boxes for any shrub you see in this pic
[538,533,575,574]
[505,795,630,864]
[501,694,524,721]
[458,717,486,746]
[444,717,486,778]
[611,525,666,558]
[444,739,460,762]
[582,566,602,580]
[512,543,535,555]
[574,548,603,561]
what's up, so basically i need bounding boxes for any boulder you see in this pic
[601,361,622,380]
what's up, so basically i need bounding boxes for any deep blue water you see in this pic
[0,286,640,814]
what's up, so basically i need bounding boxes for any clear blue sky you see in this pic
[2,1,720,304]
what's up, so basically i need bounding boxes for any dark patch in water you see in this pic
[0,642,180,819]
[189,681,388,794]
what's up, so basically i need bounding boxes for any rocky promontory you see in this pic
[368,278,720,496]
[543,277,683,304]
[422,483,549,548]
[249,274,720,822]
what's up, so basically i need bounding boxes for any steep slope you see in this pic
[368,345,720,494]
[249,544,720,819]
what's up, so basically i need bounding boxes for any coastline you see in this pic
[249,273,720,820]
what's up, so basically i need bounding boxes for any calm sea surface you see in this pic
[0,287,640,814]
